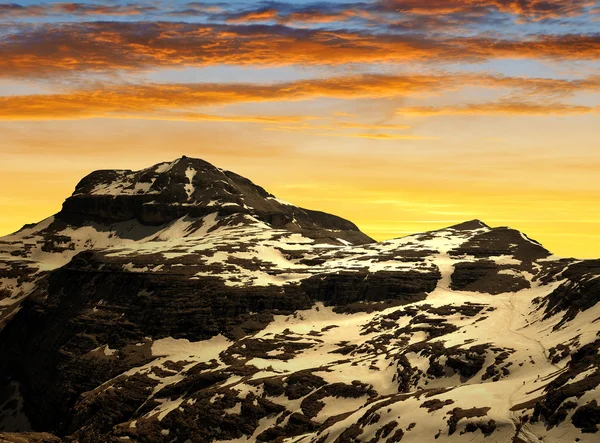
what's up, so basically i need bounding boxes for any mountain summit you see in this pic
[0,158,598,442]
[61,156,373,244]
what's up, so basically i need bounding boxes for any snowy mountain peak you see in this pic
[71,156,268,203]
[59,157,373,245]
[1,159,599,442]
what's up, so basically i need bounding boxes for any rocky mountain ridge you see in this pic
[0,157,598,442]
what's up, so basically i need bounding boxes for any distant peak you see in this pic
[449,219,490,231]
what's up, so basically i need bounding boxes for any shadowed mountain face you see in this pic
[0,158,599,443]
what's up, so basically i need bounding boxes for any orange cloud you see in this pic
[397,101,600,116]
[226,8,279,23]
[123,112,314,124]
[1,74,599,121]
[0,2,156,17]
[277,9,375,25]
[2,22,600,78]
[1,1,591,22]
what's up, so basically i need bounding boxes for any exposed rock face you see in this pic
[537,260,600,329]
[451,260,532,294]
[0,158,599,442]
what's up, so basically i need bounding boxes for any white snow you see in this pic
[316,395,369,421]
[103,345,117,356]
[183,167,197,199]
[151,335,231,361]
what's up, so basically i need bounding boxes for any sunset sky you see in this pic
[1,0,599,258]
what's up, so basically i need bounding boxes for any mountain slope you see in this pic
[0,158,598,442]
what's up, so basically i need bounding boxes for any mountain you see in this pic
[0,157,598,442]
[0,157,372,328]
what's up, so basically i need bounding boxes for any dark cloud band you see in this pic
[1,21,599,79]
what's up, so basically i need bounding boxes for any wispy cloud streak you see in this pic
[1,73,598,120]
